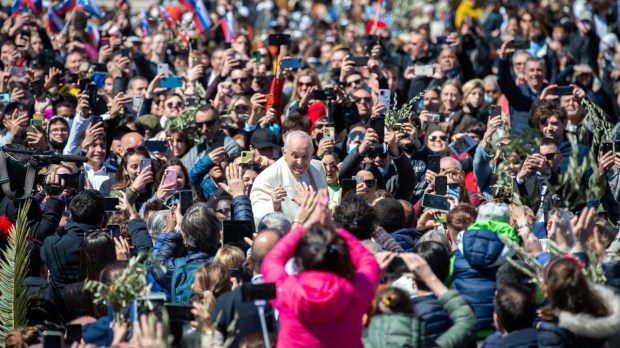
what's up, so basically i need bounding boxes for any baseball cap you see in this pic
[251,128,280,149]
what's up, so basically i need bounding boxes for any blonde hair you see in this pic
[461,79,484,106]
[4,327,39,348]
[192,263,232,313]
[214,245,245,269]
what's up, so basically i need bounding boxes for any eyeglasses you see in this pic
[234,105,249,113]
[50,127,69,134]
[125,146,148,155]
[448,183,460,189]
[196,119,218,128]
[166,101,184,108]
[314,123,327,130]
[232,77,248,83]
[429,135,447,141]
[354,96,372,104]
[348,131,365,141]
[346,79,363,87]
[542,153,557,160]
[363,179,377,187]
[298,82,314,87]
[216,208,231,215]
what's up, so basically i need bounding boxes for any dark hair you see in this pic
[413,241,450,291]
[333,194,375,240]
[494,284,537,333]
[359,162,386,189]
[69,190,105,225]
[100,261,128,284]
[540,137,560,149]
[26,239,43,278]
[112,147,153,190]
[541,258,610,321]
[282,114,311,134]
[294,224,354,279]
[79,230,117,281]
[26,298,62,327]
[446,204,477,232]
[530,99,567,128]
[373,198,405,233]
[375,287,414,314]
[168,128,193,157]
[496,260,537,297]
[153,159,190,194]
[181,203,221,252]
[196,104,219,119]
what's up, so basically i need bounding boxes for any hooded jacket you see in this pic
[453,220,518,334]
[262,226,380,348]
[364,290,477,348]
[537,284,620,348]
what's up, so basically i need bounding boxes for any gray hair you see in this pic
[180,203,221,251]
[524,57,546,72]
[147,210,168,240]
[418,229,451,254]
[284,130,313,152]
[257,212,292,235]
[482,74,498,85]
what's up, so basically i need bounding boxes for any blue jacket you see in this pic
[390,228,424,252]
[189,153,219,201]
[453,221,518,333]
[496,328,538,348]
[558,138,590,175]
[232,195,254,224]
[151,231,216,294]
[83,316,113,347]
[414,293,453,341]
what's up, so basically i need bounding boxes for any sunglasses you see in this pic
[363,179,377,187]
[348,131,365,141]
[354,96,372,104]
[298,82,314,87]
[166,101,184,108]
[216,208,231,215]
[125,146,148,155]
[429,135,447,141]
[314,123,327,130]
[346,79,363,87]
[232,77,249,83]
[448,183,460,189]
[196,119,218,128]
[542,153,557,160]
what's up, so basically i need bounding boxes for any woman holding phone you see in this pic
[109,146,155,210]
[140,160,195,214]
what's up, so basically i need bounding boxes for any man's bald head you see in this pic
[249,229,281,275]
[120,132,145,157]
[440,156,462,172]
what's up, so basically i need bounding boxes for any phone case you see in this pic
[378,89,391,111]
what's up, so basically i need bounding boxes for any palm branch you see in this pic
[0,200,32,341]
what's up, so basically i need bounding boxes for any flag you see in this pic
[140,9,151,37]
[86,20,100,45]
[54,0,75,15]
[11,0,24,16]
[75,0,104,19]
[47,9,64,34]
[116,0,126,7]
[179,0,212,33]
[30,0,42,14]
[159,5,177,28]
[220,10,234,43]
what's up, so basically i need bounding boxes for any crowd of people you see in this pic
[2,0,620,347]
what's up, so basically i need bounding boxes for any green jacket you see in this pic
[363,290,477,348]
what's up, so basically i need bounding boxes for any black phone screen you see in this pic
[422,194,450,211]
[180,190,193,215]
[341,179,357,198]
[222,220,254,245]
[242,283,276,302]
[435,176,447,196]
[427,154,441,174]
[369,117,385,143]
[104,197,119,212]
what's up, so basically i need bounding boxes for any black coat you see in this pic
[211,282,277,348]
[0,196,65,242]
[497,328,538,348]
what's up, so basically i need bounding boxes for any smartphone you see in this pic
[30,119,42,127]
[614,140,620,153]
[489,104,501,117]
[164,169,178,186]
[314,90,328,100]
[378,89,391,112]
[251,50,261,63]
[42,331,64,348]
[421,193,450,211]
[180,190,193,215]
[414,65,433,77]
[242,283,277,302]
[107,224,121,238]
[602,142,613,154]
[435,175,447,196]
[30,78,44,96]
[188,38,198,51]
[145,140,167,153]
[140,159,151,172]
[86,84,98,108]
[65,324,82,344]
[157,63,169,76]
[264,94,275,108]
[280,58,303,69]
[436,36,448,44]
[0,93,9,102]
[512,40,531,50]
[352,176,364,185]
[555,86,573,96]
[78,78,90,92]
[428,113,446,123]
[427,154,441,173]
[133,293,167,321]
[90,115,103,127]
[165,303,195,322]
[222,220,254,245]
[104,197,119,212]
[121,48,130,58]
[185,97,196,106]
[240,151,255,164]
[10,66,26,78]
[349,56,369,67]
[449,134,477,156]
[341,179,357,198]
[369,117,385,144]
[385,255,408,275]
[62,73,79,84]
[161,77,182,88]
[323,126,335,141]
[94,63,108,73]
[268,33,291,47]
[100,37,110,48]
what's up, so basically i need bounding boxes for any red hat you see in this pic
[366,19,387,35]
[308,102,327,130]
[166,5,183,21]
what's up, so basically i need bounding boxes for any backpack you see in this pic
[170,257,205,304]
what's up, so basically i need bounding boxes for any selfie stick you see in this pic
[254,299,271,348]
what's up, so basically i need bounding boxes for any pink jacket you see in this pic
[262,226,380,348]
